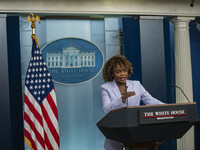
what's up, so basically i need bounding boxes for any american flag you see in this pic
[24,38,60,150]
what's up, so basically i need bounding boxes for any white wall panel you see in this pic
[0,0,200,16]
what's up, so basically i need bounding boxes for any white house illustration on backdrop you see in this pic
[46,46,96,68]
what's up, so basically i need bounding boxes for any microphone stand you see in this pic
[171,84,191,103]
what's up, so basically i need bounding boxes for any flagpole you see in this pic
[27,13,40,46]
[24,13,60,150]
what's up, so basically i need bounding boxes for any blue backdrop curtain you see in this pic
[189,19,200,150]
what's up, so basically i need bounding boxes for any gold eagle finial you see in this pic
[27,13,40,46]
[27,13,40,35]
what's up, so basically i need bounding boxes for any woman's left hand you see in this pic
[122,91,136,103]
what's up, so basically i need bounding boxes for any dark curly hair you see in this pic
[102,55,133,82]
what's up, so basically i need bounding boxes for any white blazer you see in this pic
[101,79,164,114]
[101,80,164,150]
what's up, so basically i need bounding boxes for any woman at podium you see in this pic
[101,55,164,150]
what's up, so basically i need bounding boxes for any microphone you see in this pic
[171,84,191,103]
[125,85,128,106]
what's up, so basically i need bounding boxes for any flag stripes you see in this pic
[43,117,59,150]
[46,90,59,120]
[24,129,37,150]
[24,116,45,149]
[44,131,54,150]
[24,85,59,150]
[41,102,60,146]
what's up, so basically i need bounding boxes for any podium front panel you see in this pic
[97,103,198,144]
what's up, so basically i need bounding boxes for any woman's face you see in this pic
[113,64,128,85]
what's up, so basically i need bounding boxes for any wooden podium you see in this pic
[97,103,199,150]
